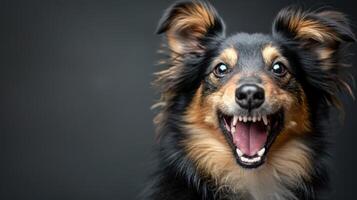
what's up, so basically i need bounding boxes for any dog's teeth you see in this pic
[257,115,261,121]
[240,156,247,162]
[243,116,247,122]
[247,117,251,121]
[252,116,256,122]
[232,116,238,126]
[252,156,261,162]
[262,115,268,125]
[236,148,243,156]
[231,126,236,134]
[239,116,243,122]
[240,156,250,163]
[252,157,261,163]
[257,148,266,156]
[240,156,261,163]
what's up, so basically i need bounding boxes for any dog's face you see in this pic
[197,34,311,168]
[155,0,354,188]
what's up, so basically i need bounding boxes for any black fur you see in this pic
[143,1,355,200]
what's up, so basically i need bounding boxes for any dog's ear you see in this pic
[156,0,225,56]
[153,1,225,106]
[272,7,356,107]
[273,8,355,46]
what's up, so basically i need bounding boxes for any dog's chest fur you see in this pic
[228,141,310,200]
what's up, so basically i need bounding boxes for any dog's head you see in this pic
[155,0,354,176]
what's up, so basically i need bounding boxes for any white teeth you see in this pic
[241,156,261,163]
[236,148,263,164]
[232,115,267,124]
[240,156,250,163]
[236,148,243,156]
[262,115,268,125]
[232,116,238,126]
[243,116,247,122]
[257,148,266,156]
[231,126,236,134]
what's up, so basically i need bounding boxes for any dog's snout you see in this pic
[235,84,265,110]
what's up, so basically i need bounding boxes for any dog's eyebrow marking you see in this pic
[217,47,238,67]
[262,44,289,68]
[262,44,281,65]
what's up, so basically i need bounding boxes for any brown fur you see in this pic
[215,47,238,68]
[261,44,289,68]
[163,1,217,55]
[182,63,312,199]
[286,11,338,44]
[152,2,355,199]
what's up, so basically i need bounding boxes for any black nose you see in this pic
[235,84,265,110]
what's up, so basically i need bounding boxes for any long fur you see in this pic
[143,1,355,200]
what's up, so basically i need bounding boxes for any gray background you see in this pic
[1,0,357,199]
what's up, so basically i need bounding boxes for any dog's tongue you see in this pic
[233,121,267,156]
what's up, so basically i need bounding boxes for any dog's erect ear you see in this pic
[273,8,355,45]
[273,7,356,107]
[156,0,225,56]
[153,1,225,110]
[273,7,355,68]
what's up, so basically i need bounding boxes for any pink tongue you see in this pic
[233,121,267,156]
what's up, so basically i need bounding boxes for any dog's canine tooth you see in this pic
[236,148,243,156]
[154,1,356,198]
[232,116,238,126]
[257,148,266,156]
[231,126,236,134]
[262,115,268,125]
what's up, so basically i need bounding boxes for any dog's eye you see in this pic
[213,63,229,78]
[271,62,287,76]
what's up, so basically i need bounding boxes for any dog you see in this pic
[145,1,355,199]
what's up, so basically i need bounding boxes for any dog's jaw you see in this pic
[218,109,284,168]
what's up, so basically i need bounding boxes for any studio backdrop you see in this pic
[1,0,357,199]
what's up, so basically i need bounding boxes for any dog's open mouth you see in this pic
[219,110,284,168]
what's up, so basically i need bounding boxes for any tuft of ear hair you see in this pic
[156,0,225,56]
[272,7,356,108]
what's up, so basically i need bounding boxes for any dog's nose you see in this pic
[235,84,265,110]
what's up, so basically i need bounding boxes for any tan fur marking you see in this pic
[165,2,216,54]
[262,44,281,65]
[316,48,335,70]
[217,47,238,67]
[261,74,311,139]
[287,13,338,43]
[262,44,290,69]
[173,3,215,36]
[183,73,312,199]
